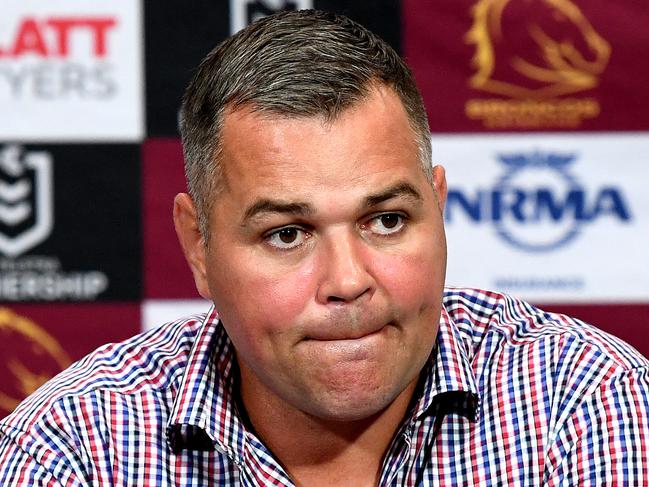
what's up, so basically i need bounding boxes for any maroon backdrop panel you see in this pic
[403,0,649,132]
[143,138,198,299]
[0,303,141,418]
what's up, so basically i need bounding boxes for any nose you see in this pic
[316,231,375,304]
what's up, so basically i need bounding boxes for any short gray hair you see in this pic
[180,9,431,240]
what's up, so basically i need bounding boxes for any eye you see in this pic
[265,226,308,250]
[366,213,406,236]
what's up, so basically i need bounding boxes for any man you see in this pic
[1,9,648,486]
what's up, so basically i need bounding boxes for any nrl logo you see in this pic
[230,0,313,34]
[464,0,611,128]
[0,145,53,258]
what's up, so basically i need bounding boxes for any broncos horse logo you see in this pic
[0,308,71,416]
[466,0,610,99]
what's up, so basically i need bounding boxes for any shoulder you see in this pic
[0,313,207,433]
[443,286,648,375]
[444,287,649,450]
[0,313,214,484]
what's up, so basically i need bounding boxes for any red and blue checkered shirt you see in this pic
[1,288,648,486]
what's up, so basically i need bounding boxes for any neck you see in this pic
[238,363,418,487]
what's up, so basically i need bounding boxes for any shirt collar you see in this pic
[167,302,481,456]
[167,306,246,461]
[410,305,480,422]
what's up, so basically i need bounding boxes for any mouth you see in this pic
[305,321,394,342]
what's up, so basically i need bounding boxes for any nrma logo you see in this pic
[445,150,632,252]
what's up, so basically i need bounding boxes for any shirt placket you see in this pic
[377,423,416,487]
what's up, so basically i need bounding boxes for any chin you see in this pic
[301,384,405,422]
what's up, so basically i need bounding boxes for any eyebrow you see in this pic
[242,200,314,224]
[241,181,423,225]
[362,181,423,208]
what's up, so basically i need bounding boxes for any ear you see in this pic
[173,193,212,300]
[432,165,447,212]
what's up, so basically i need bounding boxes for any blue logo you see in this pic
[445,150,632,252]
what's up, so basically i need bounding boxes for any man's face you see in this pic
[177,86,447,421]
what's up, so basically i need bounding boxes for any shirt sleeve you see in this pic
[0,426,80,487]
[544,366,649,486]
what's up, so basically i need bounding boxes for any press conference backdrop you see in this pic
[0,0,647,418]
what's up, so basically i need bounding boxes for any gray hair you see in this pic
[180,9,431,240]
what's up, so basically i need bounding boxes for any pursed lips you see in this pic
[304,321,394,342]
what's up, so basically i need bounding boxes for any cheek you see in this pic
[254,265,316,326]
[372,243,446,310]
[207,251,317,336]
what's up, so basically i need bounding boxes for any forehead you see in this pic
[217,86,424,205]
